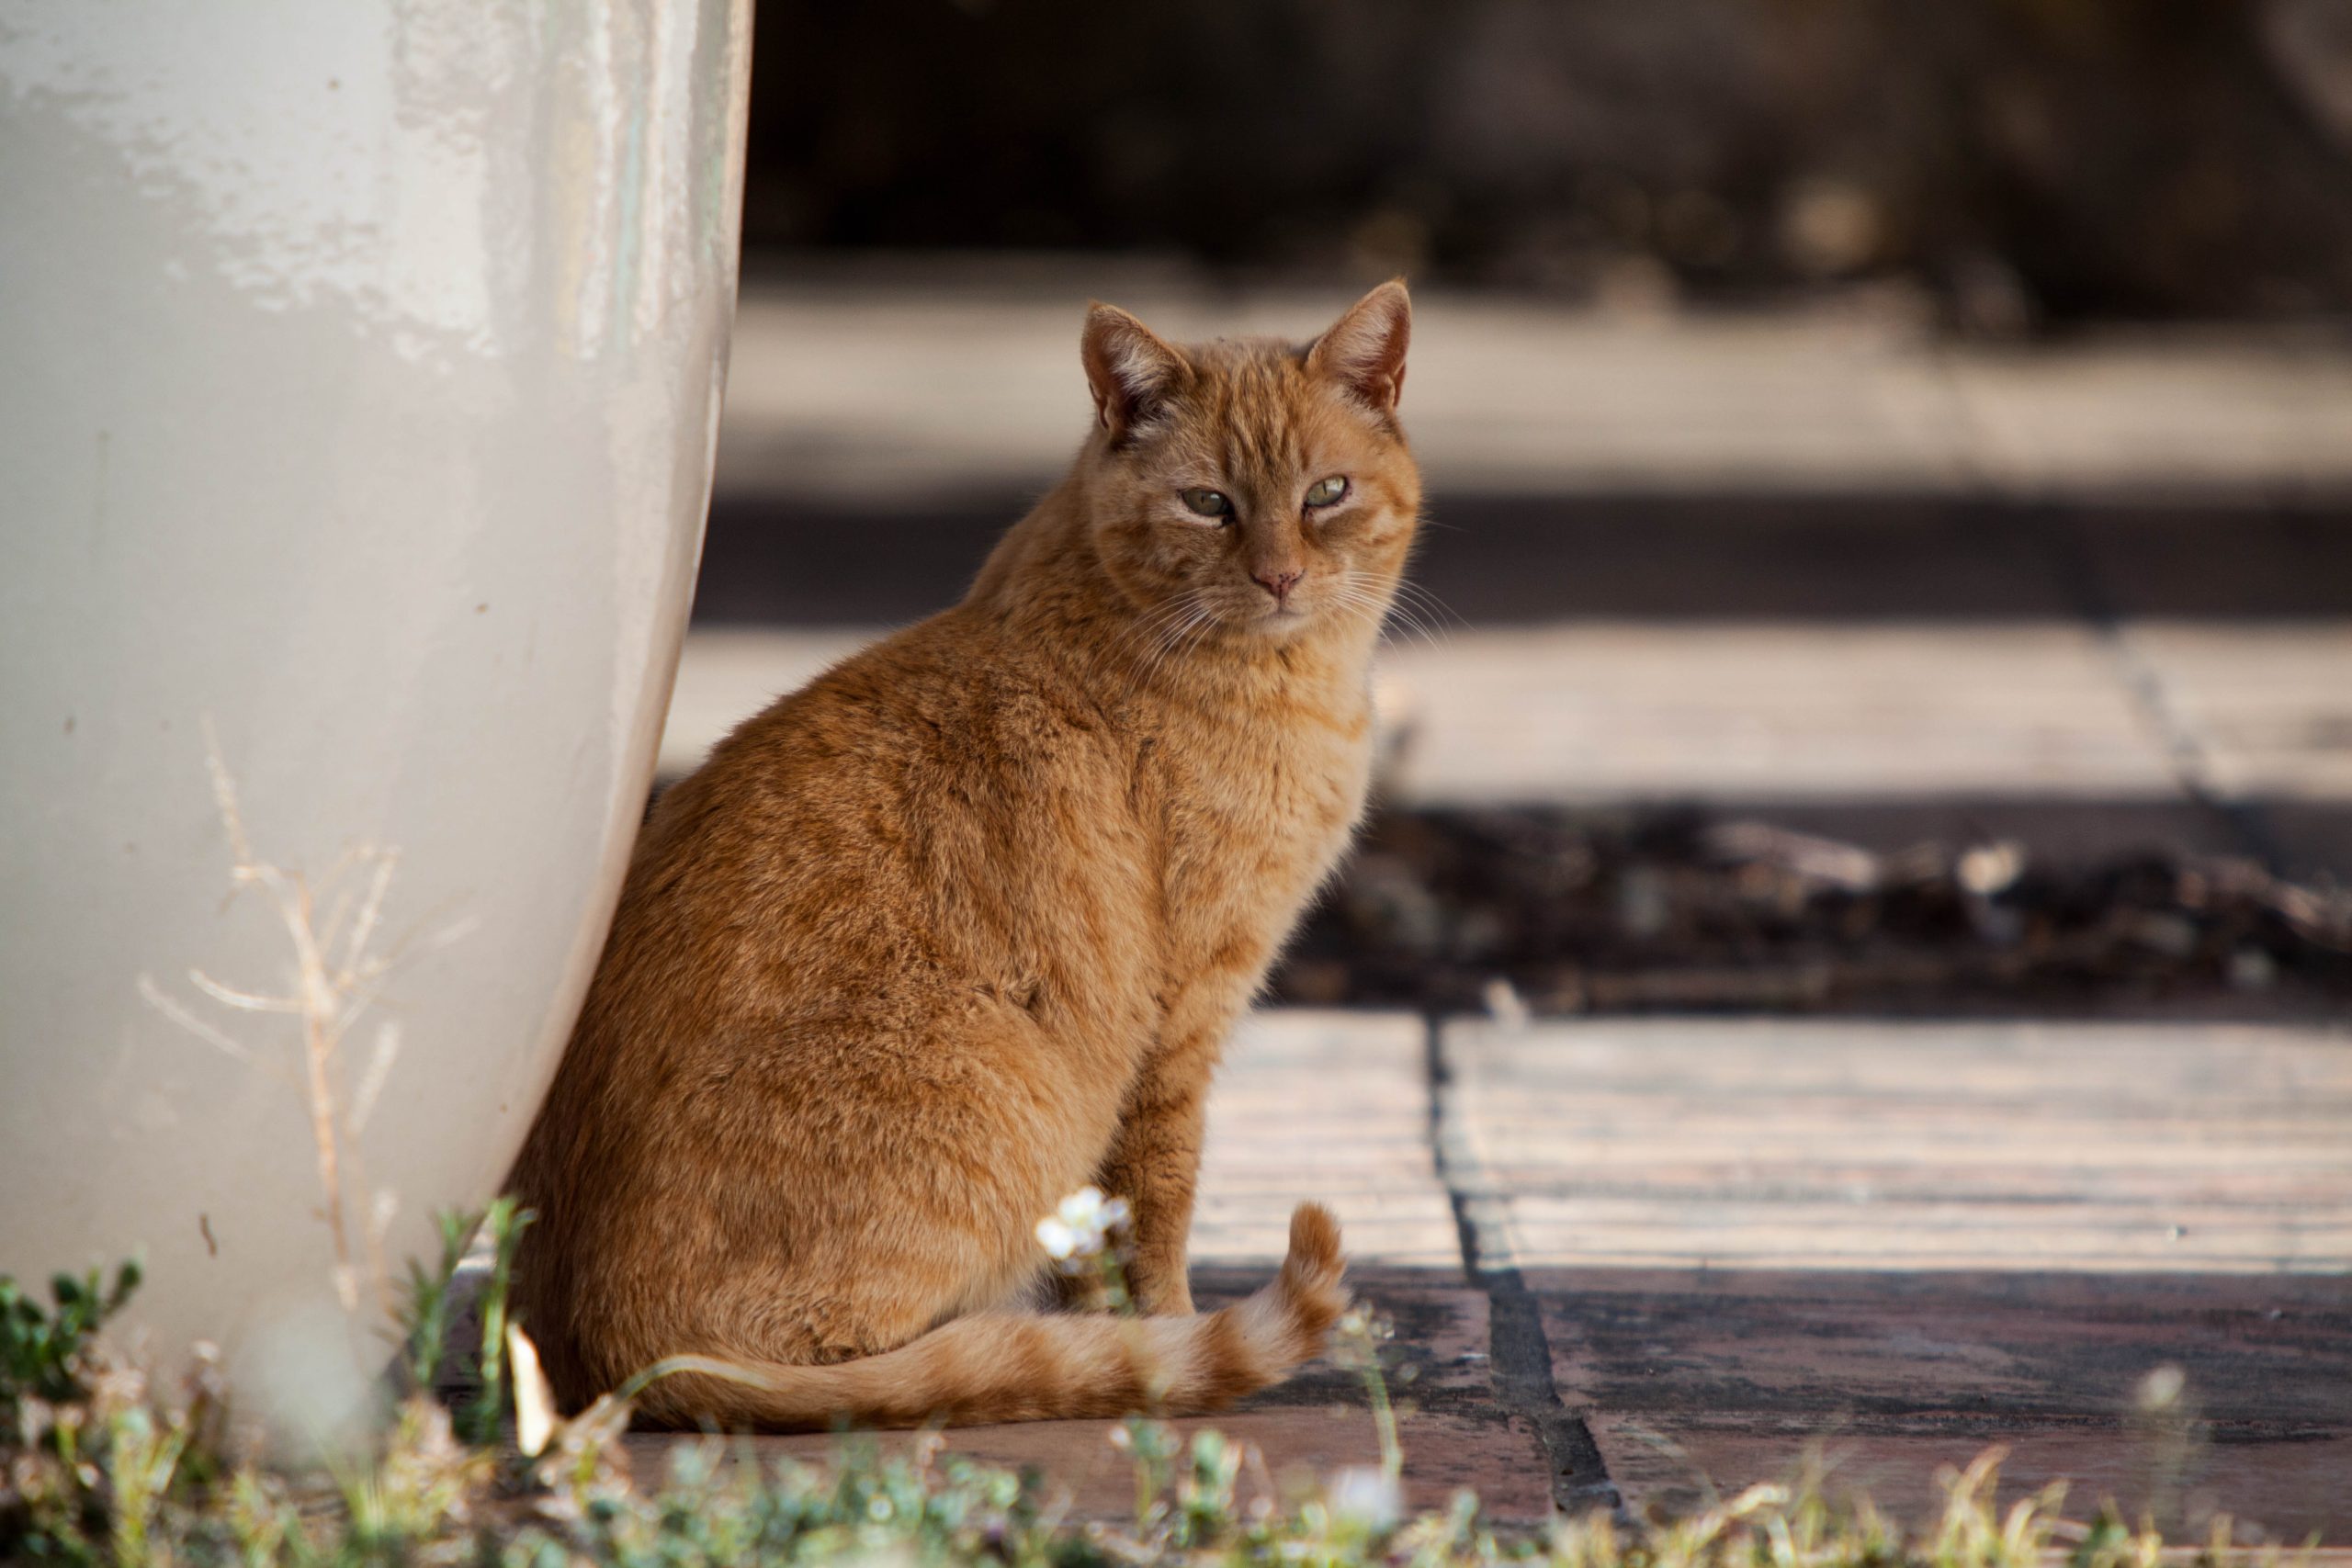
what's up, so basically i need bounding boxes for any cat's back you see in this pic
[594,607,1148,1028]
[718,605,1120,799]
[681,605,1132,873]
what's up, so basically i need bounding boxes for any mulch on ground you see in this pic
[1272,807,2352,1020]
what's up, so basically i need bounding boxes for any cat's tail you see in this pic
[628,1203,1348,1431]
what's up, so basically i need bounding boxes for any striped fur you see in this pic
[630,1205,1346,1429]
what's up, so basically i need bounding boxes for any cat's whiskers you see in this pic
[1388,577,1466,637]
[1322,568,1441,653]
[1117,556,1443,686]
[1120,589,1209,671]
[1149,596,1215,670]
[1122,587,1224,687]
[1367,573,1450,651]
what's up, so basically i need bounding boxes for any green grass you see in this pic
[3,1261,141,1426]
[0,1224,2323,1568]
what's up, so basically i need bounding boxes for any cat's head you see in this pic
[1077,282,1421,645]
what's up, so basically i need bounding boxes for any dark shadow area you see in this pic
[1532,1266,2351,1540]
[694,495,1030,626]
[693,491,2352,628]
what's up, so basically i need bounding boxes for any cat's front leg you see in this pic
[1091,1067,1212,1315]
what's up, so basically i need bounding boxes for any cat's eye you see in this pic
[1304,475,1350,508]
[1181,488,1233,520]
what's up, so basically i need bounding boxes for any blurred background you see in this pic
[669,0,2352,1023]
[736,0,2352,324]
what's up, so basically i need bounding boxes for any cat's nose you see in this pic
[1253,566,1305,604]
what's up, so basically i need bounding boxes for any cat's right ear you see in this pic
[1081,303,1188,442]
[1308,278,1411,416]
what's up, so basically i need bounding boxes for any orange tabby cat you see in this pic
[508,281,1421,1429]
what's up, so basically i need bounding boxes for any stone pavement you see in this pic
[619,1011,2352,1540]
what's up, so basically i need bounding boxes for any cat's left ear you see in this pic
[1308,279,1411,415]
[1082,303,1189,441]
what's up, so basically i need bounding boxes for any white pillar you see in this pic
[0,0,752,1438]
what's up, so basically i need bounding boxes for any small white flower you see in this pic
[1057,1185,1110,1232]
[1036,1185,1133,1269]
[2136,1362,2187,1413]
[1035,1217,1079,1260]
[1325,1465,1402,1530]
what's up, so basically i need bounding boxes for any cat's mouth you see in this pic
[1250,599,1317,633]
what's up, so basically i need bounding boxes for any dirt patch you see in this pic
[1272,807,2352,1020]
